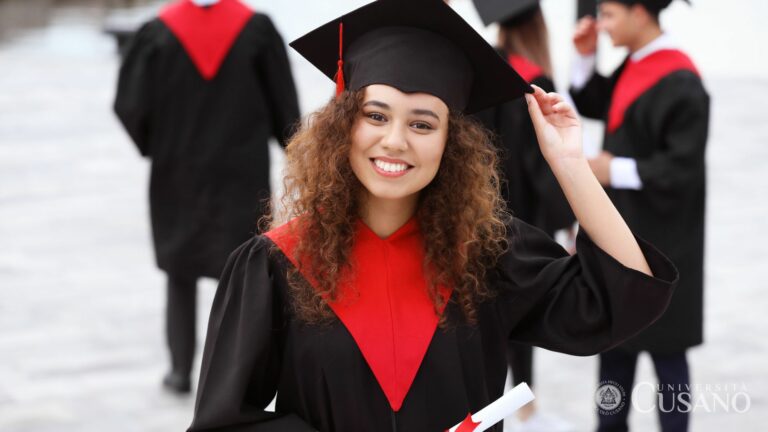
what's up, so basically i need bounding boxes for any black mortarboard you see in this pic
[289,0,531,114]
[597,0,690,14]
[472,0,540,27]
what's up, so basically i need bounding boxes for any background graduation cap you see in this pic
[472,0,540,27]
[289,0,531,114]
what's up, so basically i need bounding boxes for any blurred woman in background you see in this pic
[472,1,576,430]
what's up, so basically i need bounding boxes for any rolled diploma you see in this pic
[448,382,535,432]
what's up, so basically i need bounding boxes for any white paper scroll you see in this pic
[448,382,535,432]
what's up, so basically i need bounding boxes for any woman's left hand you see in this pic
[526,84,583,164]
[525,85,652,277]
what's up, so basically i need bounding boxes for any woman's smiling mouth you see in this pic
[370,157,414,177]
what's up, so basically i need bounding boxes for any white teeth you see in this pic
[374,159,408,173]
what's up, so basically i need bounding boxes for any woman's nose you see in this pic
[380,123,408,152]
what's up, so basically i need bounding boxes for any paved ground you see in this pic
[0,1,766,431]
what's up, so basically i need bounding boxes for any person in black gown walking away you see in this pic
[113,0,300,393]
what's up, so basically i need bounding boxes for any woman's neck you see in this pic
[359,193,418,239]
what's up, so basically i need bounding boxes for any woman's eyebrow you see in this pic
[363,100,440,122]
[411,109,440,121]
[363,100,390,109]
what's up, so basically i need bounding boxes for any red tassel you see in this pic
[335,21,345,97]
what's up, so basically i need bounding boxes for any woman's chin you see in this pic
[363,186,418,203]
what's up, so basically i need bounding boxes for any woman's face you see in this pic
[349,84,449,203]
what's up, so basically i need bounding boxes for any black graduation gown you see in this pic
[187,217,678,432]
[114,7,300,278]
[570,54,709,353]
[474,62,574,236]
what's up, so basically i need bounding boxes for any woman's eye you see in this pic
[411,122,433,130]
[367,113,386,122]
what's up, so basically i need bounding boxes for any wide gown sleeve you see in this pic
[493,218,679,356]
[188,236,316,432]
[253,14,300,148]
[113,20,158,157]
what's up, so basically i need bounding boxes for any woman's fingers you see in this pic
[530,84,551,113]
[531,85,563,115]
[525,92,547,133]
[525,92,541,119]
[552,101,580,126]
[548,92,564,103]
[528,85,579,124]
[547,92,564,113]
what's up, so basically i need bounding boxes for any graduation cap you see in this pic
[289,0,531,114]
[597,0,691,13]
[472,0,540,27]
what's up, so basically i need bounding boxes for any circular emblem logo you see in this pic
[595,380,626,415]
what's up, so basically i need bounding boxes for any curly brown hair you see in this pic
[268,89,510,325]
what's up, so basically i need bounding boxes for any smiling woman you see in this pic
[186,0,680,431]
[275,84,505,325]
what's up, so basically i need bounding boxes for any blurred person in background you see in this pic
[570,0,708,430]
[472,0,576,431]
[113,0,300,394]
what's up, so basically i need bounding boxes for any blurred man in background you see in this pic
[570,0,709,430]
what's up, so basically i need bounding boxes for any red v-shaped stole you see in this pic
[159,0,253,80]
[508,55,543,83]
[607,49,699,133]
[266,217,452,412]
